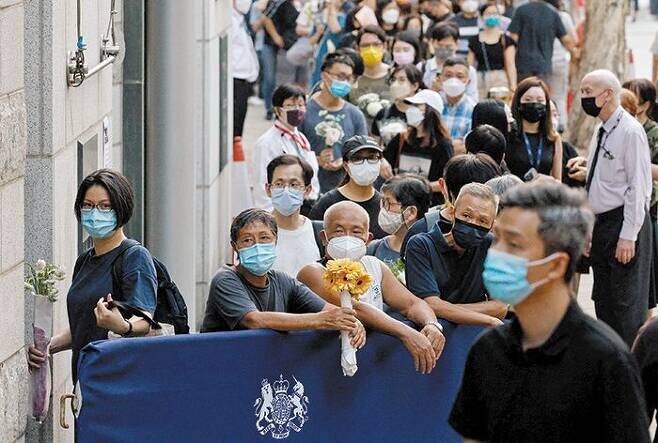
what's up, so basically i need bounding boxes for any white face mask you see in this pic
[348,161,381,186]
[378,207,407,235]
[234,0,252,14]
[326,236,367,261]
[382,8,400,24]
[461,0,479,14]
[443,77,466,98]
[390,81,412,100]
[405,106,424,128]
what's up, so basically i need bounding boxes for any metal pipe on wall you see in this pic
[145,0,198,326]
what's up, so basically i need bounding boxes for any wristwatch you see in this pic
[425,321,443,333]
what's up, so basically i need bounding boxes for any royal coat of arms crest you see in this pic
[254,374,309,439]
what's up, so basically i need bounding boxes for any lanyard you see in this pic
[522,133,543,169]
[274,122,310,153]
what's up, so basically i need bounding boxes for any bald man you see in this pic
[297,201,446,374]
[578,69,654,346]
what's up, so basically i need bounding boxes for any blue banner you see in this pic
[76,322,484,442]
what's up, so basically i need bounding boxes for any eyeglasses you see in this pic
[380,199,403,211]
[81,202,113,212]
[279,105,306,111]
[271,183,306,191]
[349,155,381,165]
[326,71,353,82]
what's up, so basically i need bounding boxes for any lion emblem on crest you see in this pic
[254,374,309,439]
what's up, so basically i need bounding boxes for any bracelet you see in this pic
[121,320,133,337]
[425,321,443,333]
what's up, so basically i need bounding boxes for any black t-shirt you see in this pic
[371,104,407,140]
[400,210,453,261]
[632,317,658,442]
[468,34,516,72]
[264,0,299,49]
[308,189,387,239]
[506,131,555,179]
[508,1,566,75]
[201,265,326,332]
[450,301,650,442]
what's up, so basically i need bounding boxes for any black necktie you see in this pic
[585,127,606,193]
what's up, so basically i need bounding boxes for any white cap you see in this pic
[404,89,444,114]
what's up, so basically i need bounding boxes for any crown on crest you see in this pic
[273,375,289,394]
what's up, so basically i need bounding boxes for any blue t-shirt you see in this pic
[67,240,157,381]
[300,97,367,192]
[405,225,491,304]
[366,237,400,267]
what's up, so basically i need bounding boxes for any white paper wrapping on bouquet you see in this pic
[31,296,53,423]
[340,290,358,377]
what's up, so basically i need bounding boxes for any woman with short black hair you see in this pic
[28,169,157,382]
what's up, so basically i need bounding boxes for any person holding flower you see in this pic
[298,201,445,374]
[301,53,368,192]
[28,169,158,383]
[201,208,366,351]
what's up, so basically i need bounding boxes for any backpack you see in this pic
[111,240,190,334]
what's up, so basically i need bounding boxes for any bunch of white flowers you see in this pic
[24,260,66,303]
[356,93,391,118]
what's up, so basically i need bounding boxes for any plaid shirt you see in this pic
[441,94,475,140]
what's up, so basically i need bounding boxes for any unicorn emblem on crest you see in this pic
[254,374,309,439]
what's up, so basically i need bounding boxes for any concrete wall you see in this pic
[0,0,28,440]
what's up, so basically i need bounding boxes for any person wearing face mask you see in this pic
[399,153,502,261]
[309,135,388,239]
[301,54,368,192]
[27,170,159,384]
[406,183,507,326]
[265,155,326,277]
[253,84,320,212]
[376,0,401,37]
[232,0,260,136]
[383,89,452,205]
[448,0,481,57]
[439,57,475,153]
[298,201,446,375]
[570,70,653,347]
[420,23,479,102]
[419,0,454,27]
[200,209,367,352]
[392,31,422,68]
[367,175,431,266]
[506,77,563,181]
[467,4,517,100]
[348,26,392,112]
[371,64,423,144]
[449,182,650,442]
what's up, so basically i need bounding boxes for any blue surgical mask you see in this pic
[482,249,557,305]
[484,15,500,28]
[271,187,305,216]
[81,208,117,239]
[329,79,352,98]
[238,243,277,276]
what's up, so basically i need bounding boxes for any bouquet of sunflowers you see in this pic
[323,259,372,376]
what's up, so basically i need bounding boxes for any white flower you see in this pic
[379,120,408,144]
[35,259,46,271]
[366,102,383,117]
[325,127,343,146]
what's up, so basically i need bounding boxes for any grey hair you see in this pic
[501,182,595,282]
[455,182,498,213]
[584,69,622,104]
[323,200,370,228]
[485,175,523,199]
[230,208,278,243]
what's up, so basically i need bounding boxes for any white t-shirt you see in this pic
[273,218,321,277]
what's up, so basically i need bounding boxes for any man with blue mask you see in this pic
[266,155,324,277]
[406,183,506,326]
[450,181,650,442]
[201,208,366,350]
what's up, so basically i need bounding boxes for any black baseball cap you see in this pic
[341,135,383,160]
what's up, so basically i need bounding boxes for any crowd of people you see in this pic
[26,0,658,441]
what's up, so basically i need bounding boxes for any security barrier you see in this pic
[76,322,485,442]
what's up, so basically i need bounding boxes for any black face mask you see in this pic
[451,218,490,250]
[581,96,603,117]
[519,103,547,123]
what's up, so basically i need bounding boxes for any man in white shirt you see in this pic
[232,0,260,136]
[253,84,320,211]
[267,155,323,277]
[579,69,654,346]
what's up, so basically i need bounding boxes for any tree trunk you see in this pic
[566,0,627,152]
